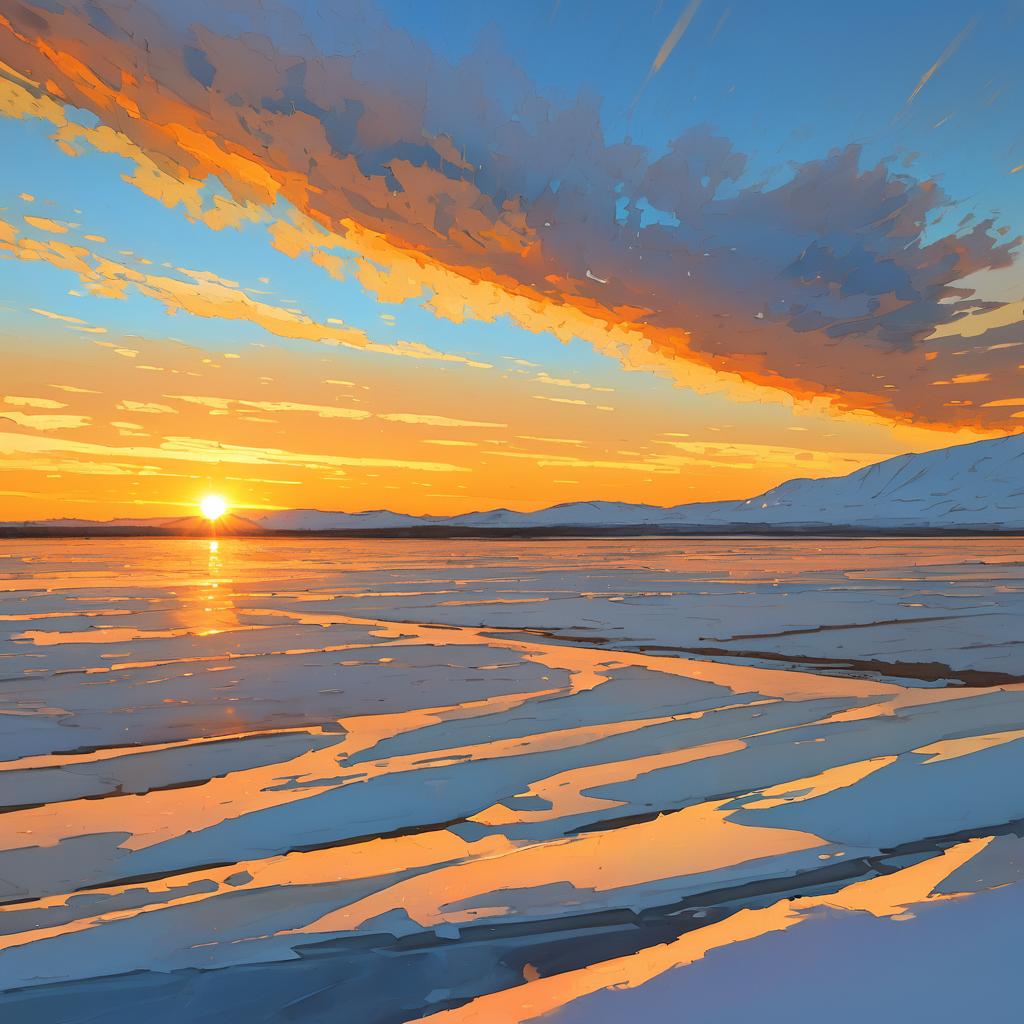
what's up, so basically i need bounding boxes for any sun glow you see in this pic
[200,494,228,521]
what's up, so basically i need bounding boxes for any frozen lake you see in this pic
[1,537,1023,1021]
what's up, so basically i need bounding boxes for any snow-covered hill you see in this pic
[250,509,437,531]
[263,433,1024,531]
[675,431,1024,530]
[5,433,1023,533]
[444,434,1024,531]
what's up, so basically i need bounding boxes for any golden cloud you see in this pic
[1,2,1023,433]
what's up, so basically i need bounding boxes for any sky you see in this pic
[1,0,1023,520]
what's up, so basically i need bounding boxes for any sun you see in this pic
[200,494,228,521]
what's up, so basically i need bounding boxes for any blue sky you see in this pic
[375,0,1024,227]
[1,0,1022,518]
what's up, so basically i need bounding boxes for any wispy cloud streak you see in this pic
[904,19,975,108]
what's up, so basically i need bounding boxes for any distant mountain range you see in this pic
[4,433,1023,536]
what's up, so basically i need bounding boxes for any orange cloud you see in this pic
[0,411,90,430]
[1,1,1023,434]
[0,430,468,473]
[379,413,506,429]
[1,215,492,369]
[171,395,371,420]
[23,215,71,233]
[116,401,177,414]
[4,394,66,408]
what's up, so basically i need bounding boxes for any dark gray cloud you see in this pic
[2,0,1022,429]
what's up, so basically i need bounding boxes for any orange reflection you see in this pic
[175,537,241,637]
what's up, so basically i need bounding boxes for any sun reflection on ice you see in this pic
[193,537,238,637]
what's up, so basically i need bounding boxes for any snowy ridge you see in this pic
[252,509,441,531]
[693,431,1024,529]
[252,433,1024,531]
[5,433,1023,532]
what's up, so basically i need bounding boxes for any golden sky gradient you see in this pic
[1,1,1022,520]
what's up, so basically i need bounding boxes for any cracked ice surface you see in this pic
[0,537,1022,1022]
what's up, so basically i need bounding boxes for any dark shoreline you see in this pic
[1,525,1022,540]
